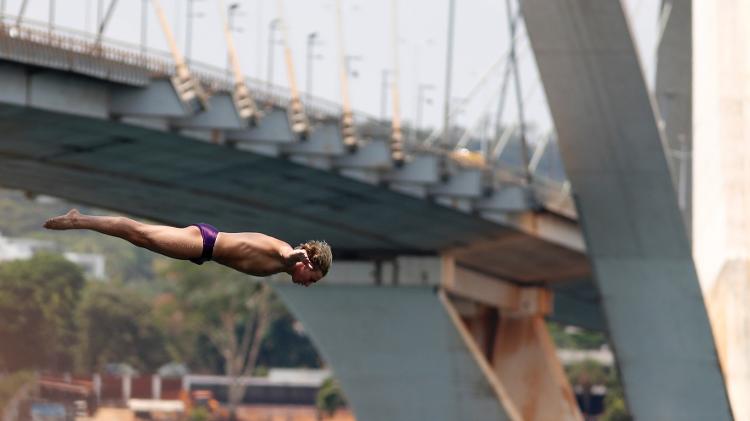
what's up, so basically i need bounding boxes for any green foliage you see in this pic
[565,359,610,386]
[258,313,322,369]
[0,371,34,413]
[603,392,630,421]
[154,259,270,371]
[550,321,629,420]
[156,259,280,415]
[565,359,630,421]
[75,281,169,373]
[152,257,323,372]
[316,378,347,416]
[0,254,85,370]
[187,407,210,421]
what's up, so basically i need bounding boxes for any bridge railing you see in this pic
[0,14,381,125]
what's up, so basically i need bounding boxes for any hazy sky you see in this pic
[1,0,658,142]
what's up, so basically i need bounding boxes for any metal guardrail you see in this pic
[0,14,380,124]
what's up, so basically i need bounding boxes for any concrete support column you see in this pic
[92,374,101,404]
[693,0,750,418]
[448,278,581,421]
[490,316,580,421]
[122,374,131,402]
[279,257,586,421]
[273,275,521,421]
[152,375,161,400]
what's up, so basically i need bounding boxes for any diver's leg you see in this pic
[44,209,203,260]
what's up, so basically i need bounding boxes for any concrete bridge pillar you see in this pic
[693,0,750,418]
[522,0,733,418]
[273,256,579,421]
[444,262,581,421]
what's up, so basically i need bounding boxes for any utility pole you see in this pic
[442,0,456,147]
[97,0,102,32]
[226,2,240,79]
[505,0,532,185]
[266,19,279,93]
[185,0,197,64]
[336,0,357,149]
[306,32,318,105]
[48,0,55,33]
[390,0,403,163]
[256,0,262,78]
[414,84,434,143]
[140,0,147,55]
[380,69,391,120]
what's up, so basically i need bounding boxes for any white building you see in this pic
[63,252,107,279]
[0,233,55,260]
[0,232,106,279]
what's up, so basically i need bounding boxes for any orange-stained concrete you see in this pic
[490,316,582,421]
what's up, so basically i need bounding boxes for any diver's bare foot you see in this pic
[44,209,81,230]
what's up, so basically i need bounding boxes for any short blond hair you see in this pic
[298,240,332,276]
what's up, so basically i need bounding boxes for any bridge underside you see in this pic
[0,98,591,278]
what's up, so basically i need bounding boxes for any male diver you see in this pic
[44,209,331,286]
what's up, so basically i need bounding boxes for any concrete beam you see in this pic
[226,106,295,144]
[335,138,392,170]
[321,256,448,286]
[172,92,247,130]
[110,78,192,118]
[28,71,109,119]
[443,265,552,317]
[429,168,485,199]
[385,154,443,184]
[0,63,27,106]
[477,185,533,213]
[282,121,345,157]
[550,283,606,332]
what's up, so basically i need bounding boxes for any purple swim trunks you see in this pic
[190,223,219,265]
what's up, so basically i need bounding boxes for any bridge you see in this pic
[0,1,744,420]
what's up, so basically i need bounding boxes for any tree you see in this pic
[565,359,630,421]
[258,313,322,369]
[0,254,85,371]
[75,282,169,373]
[316,378,347,417]
[159,260,278,419]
